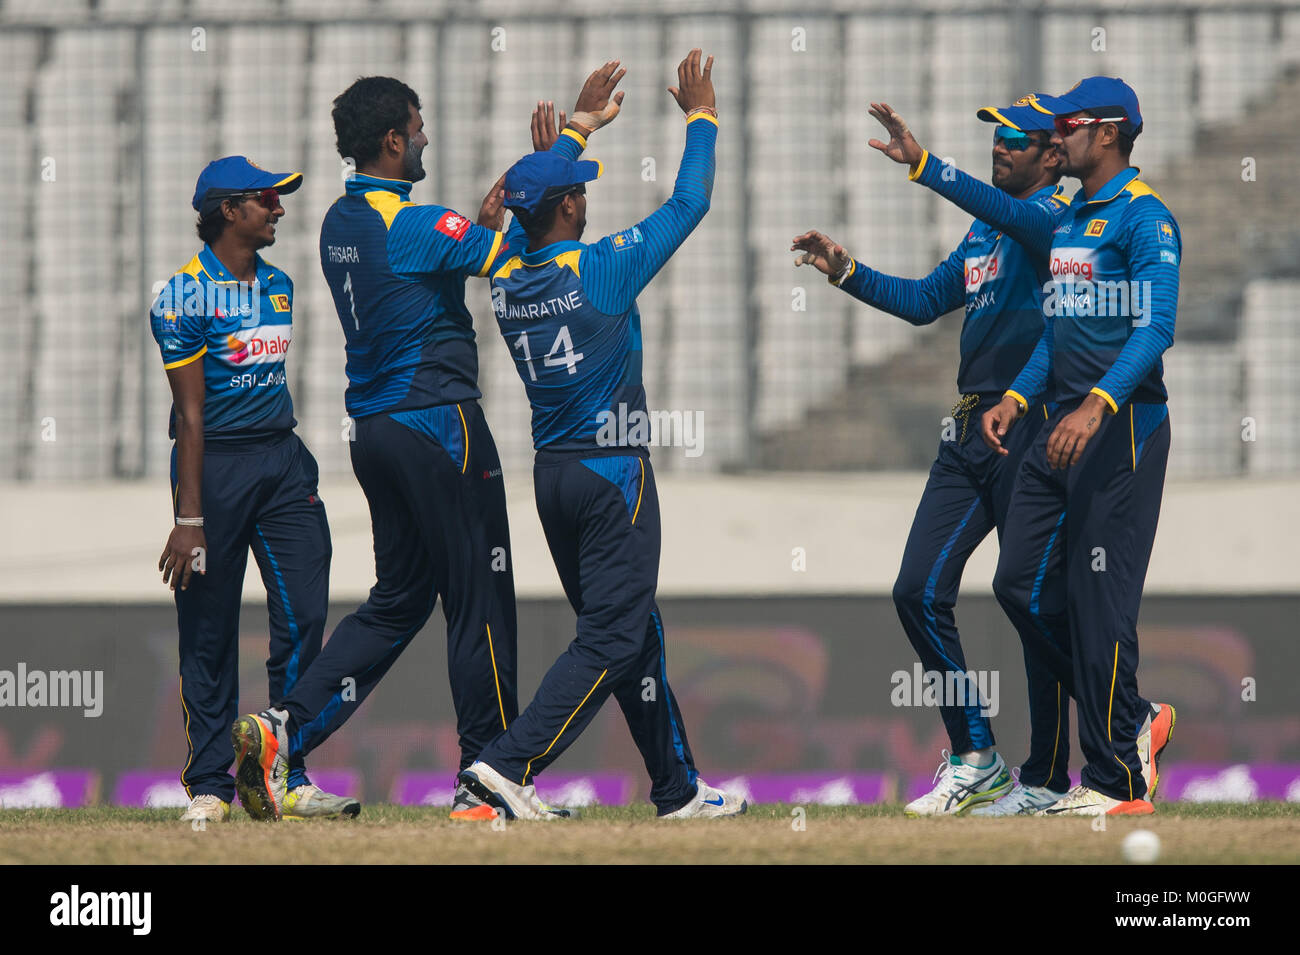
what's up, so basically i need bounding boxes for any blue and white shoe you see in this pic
[904,750,1012,817]
[659,779,747,819]
[968,778,1067,816]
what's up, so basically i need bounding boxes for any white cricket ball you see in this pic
[1122,828,1161,864]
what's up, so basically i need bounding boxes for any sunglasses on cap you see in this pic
[994,126,1040,151]
[1053,115,1127,137]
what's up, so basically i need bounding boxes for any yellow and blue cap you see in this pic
[976,93,1057,133]
[192,156,303,215]
[503,151,603,217]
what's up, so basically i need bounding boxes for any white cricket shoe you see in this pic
[904,750,1013,817]
[179,793,230,823]
[282,783,361,819]
[1037,784,1153,817]
[659,779,748,819]
[968,779,1067,816]
[456,762,570,821]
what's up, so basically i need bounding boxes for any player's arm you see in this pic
[791,230,965,325]
[867,102,1060,257]
[150,279,207,591]
[1089,205,1180,412]
[386,204,505,280]
[983,318,1053,455]
[581,49,716,315]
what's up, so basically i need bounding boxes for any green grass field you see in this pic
[2,803,1297,864]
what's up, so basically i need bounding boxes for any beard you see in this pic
[402,139,427,182]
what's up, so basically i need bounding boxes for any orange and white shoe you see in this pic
[449,781,499,822]
[1037,784,1154,816]
[231,709,290,821]
[1138,703,1176,799]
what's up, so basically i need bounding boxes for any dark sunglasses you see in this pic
[231,188,281,211]
[994,126,1034,151]
[1053,115,1126,137]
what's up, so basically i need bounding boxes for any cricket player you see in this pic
[151,156,359,822]
[454,50,746,821]
[793,98,1076,815]
[868,77,1177,815]
[231,67,627,821]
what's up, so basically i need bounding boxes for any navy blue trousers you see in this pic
[172,432,330,802]
[277,401,518,772]
[476,451,699,814]
[893,400,1070,791]
[993,399,1169,801]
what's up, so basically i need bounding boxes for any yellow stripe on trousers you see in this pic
[523,670,607,785]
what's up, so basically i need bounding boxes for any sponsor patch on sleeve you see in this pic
[435,210,472,241]
[1159,249,1178,265]
[1155,220,1176,245]
[611,225,643,251]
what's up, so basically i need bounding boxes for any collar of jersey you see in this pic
[346,172,414,199]
[1028,182,1064,203]
[520,239,583,267]
[1072,166,1141,208]
[198,243,272,285]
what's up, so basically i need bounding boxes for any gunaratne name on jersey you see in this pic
[493,287,583,320]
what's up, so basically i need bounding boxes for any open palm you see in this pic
[867,101,925,166]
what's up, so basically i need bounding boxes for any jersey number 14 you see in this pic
[514,326,584,381]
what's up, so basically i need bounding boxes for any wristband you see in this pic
[175,516,204,527]
[830,258,856,287]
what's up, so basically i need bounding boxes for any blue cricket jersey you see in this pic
[910,152,1180,410]
[834,182,1069,397]
[148,244,297,442]
[490,114,718,453]
[318,173,508,417]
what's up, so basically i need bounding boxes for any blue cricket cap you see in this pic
[1035,77,1143,136]
[503,151,603,217]
[192,156,303,215]
[976,93,1057,132]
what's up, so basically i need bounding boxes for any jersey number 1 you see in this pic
[514,325,584,381]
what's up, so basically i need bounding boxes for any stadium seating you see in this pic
[1,3,1298,480]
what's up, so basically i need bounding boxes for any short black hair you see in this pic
[516,201,562,243]
[332,76,421,165]
[196,210,227,245]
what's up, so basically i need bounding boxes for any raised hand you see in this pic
[668,48,715,114]
[570,60,627,135]
[791,231,849,277]
[531,100,568,151]
[477,172,507,230]
[867,101,925,167]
